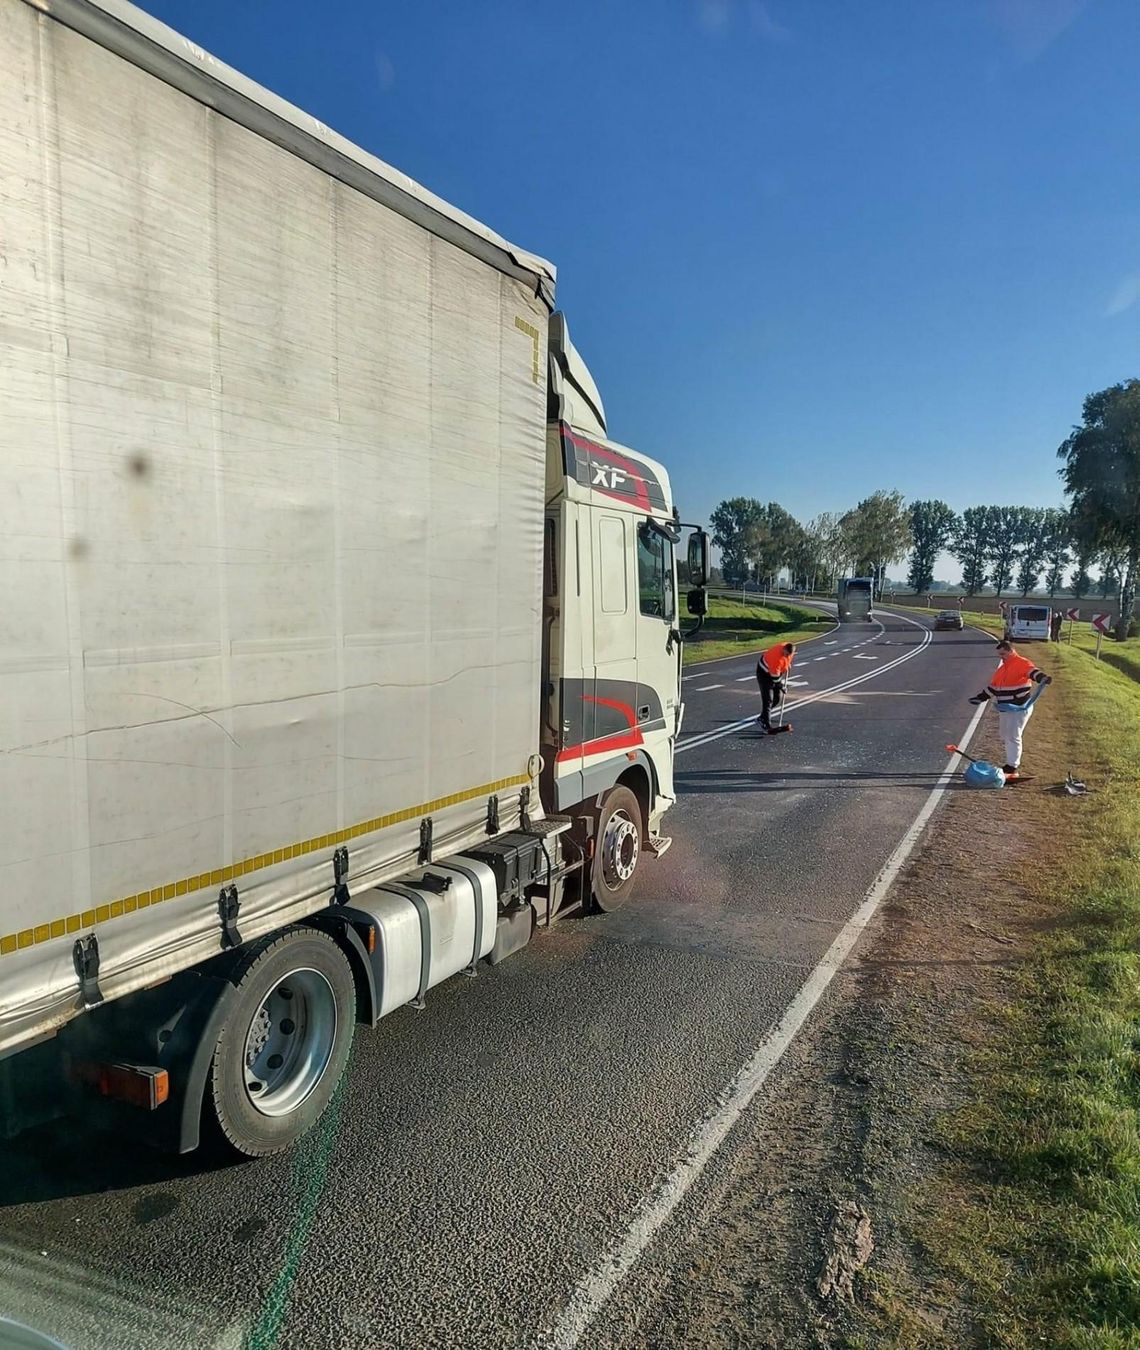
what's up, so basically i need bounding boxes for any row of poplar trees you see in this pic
[709,380,1140,641]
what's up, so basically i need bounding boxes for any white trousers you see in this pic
[997,703,1034,769]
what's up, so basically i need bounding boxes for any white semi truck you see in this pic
[0,0,709,1156]
[837,577,875,623]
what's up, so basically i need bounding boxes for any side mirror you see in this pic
[687,530,710,589]
[687,588,708,617]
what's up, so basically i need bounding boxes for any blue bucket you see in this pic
[963,760,1004,789]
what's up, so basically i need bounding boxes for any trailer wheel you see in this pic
[590,785,643,912]
[208,927,355,1157]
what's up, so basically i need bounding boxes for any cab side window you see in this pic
[599,516,628,613]
[637,525,675,621]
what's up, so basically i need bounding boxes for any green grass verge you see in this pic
[680,594,833,666]
[1061,628,1140,685]
[946,649,1140,1345]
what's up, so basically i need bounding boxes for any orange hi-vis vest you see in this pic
[986,652,1041,706]
[759,643,794,679]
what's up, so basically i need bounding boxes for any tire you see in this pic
[590,785,644,912]
[208,926,355,1157]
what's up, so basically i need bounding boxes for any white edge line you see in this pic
[550,695,990,1350]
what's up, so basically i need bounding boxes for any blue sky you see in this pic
[140,0,1140,577]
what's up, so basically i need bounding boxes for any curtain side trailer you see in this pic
[0,0,708,1154]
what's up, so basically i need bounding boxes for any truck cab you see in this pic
[837,576,875,623]
[540,314,690,908]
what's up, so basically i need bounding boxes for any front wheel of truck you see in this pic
[590,785,643,912]
[208,927,355,1157]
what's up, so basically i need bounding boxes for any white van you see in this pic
[1005,604,1052,641]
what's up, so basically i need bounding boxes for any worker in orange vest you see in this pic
[755,641,796,734]
[968,639,1051,780]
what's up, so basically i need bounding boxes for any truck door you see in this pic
[634,522,678,805]
[588,514,639,759]
[576,511,676,817]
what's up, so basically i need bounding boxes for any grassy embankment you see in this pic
[933,643,1140,1345]
[1063,625,1140,685]
[679,594,833,667]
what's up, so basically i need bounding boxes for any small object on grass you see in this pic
[1064,770,1089,796]
[817,1200,874,1302]
[965,920,1014,946]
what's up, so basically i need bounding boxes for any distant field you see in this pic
[680,594,834,666]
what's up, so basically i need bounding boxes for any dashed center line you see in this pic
[853,654,877,661]
[694,683,723,691]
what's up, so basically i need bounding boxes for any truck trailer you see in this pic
[0,0,708,1155]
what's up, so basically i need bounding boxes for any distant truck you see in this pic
[0,0,708,1156]
[837,577,875,623]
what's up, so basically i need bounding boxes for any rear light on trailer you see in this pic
[67,1058,169,1110]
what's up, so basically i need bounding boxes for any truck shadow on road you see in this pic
[677,769,969,795]
[0,1118,241,1208]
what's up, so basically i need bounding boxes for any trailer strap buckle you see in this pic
[72,934,104,1008]
[332,845,350,905]
[218,884,242,950]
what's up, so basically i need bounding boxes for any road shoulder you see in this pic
[593,657,1081,1348]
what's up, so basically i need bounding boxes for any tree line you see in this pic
[707,379,1140,640]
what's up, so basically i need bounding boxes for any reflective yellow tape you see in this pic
[0,773,529,957]
[515,315,541,385]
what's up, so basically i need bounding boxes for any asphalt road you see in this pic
[0,611,998,1350]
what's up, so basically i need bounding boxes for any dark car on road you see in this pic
[933,609,965,631]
